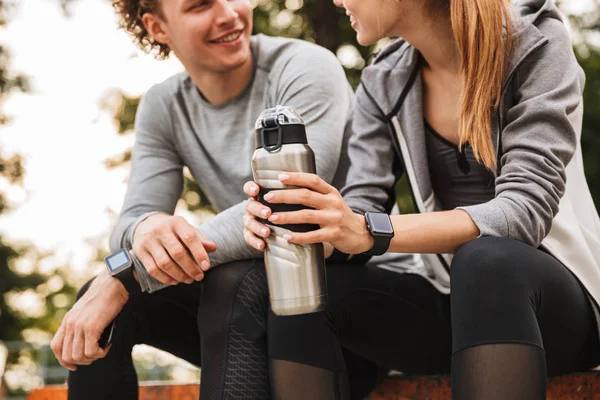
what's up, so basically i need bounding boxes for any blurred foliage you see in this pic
[561,0,600,210]
[578,48,600,210]
[0,0,32,344]
[0,0,80,395]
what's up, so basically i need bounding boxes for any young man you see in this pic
[50,0,391,398]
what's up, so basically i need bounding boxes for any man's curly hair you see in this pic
[113,0,171,59]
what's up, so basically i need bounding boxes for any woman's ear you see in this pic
[142,13,170,45]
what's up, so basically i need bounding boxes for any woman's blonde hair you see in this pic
[450,0,513,171]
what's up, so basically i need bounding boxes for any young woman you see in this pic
[243,0,600,398]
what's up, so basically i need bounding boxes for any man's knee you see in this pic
[198,260,268,334]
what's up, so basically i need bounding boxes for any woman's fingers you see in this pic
[243,214,271,238]
[243,181,260,197]
[268,209,326,225]
[243,227,265,250]
[279,173,333,195]
[245,198,271,219]
[263,188,328,209]
[282,228,335,245]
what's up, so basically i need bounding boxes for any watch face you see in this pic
[368,213,394,235]
[105,249,132,274]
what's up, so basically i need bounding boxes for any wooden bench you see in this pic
[26,373,600,399]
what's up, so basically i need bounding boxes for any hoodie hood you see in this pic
[360,0,564,116]
[515,0,563,26]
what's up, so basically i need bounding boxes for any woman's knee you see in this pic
[451,236,532,295]
[450,237,546,351]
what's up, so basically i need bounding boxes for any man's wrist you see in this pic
[94,270,129,303]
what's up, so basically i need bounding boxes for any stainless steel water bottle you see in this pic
[251,105,327,316]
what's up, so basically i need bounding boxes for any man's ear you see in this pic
[142,13,170,45]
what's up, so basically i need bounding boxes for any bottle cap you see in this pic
[255,105,308,152]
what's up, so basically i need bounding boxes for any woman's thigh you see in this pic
[451,236,600,375]
[325,265,452,374]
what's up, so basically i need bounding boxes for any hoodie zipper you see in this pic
[363,81,452,276]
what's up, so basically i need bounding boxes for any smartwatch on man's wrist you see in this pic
[362,212,394,256]
[104,248,141,295]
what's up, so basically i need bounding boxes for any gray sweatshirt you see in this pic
[110,34,357,292]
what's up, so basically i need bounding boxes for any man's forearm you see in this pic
[132,202,262,293]
[197,202,262,266]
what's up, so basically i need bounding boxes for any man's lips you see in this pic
[209,29,244,43]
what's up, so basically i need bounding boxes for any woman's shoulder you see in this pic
[357,39,420,115]
[367,38,416,70]
[505,5,583,96]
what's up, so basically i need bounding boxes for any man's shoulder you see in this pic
[142,72,190,106]
[253,34,340,74]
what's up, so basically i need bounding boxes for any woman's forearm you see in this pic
[388,210,480,254]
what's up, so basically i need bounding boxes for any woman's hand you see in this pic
[244,173,374,255]
[242,181,272,251]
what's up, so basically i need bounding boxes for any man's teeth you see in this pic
[214,31,241,43]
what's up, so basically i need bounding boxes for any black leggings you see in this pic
[268,236,600,399]
[67,260,383,400]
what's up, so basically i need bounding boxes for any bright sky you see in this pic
[0,0,595,276]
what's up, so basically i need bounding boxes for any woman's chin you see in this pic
[356,32,377,47]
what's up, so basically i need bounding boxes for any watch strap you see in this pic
[363,235,392,256]
[113,253,141,295]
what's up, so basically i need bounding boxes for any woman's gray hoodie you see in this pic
[342,0,600,328]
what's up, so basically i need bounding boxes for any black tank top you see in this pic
[424,121,496,210]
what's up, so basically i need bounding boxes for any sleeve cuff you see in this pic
[126,211,165,250]
[456,202,510,239]
[130,251,170,293]
[126,211,169,293]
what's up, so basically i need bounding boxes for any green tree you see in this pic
[0,0,41,344]
[558,0,600,209]
[0,0,82,395]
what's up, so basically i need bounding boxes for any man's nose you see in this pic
[332,0,343,8]
[215,0,239,25]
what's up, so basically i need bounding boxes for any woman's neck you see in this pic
[188,56,254,105]
[400,13,461,75]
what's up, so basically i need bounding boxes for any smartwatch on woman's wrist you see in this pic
[363,212,394,256]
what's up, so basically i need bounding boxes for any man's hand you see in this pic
[50,271,128,371]
[133,213,217,285]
